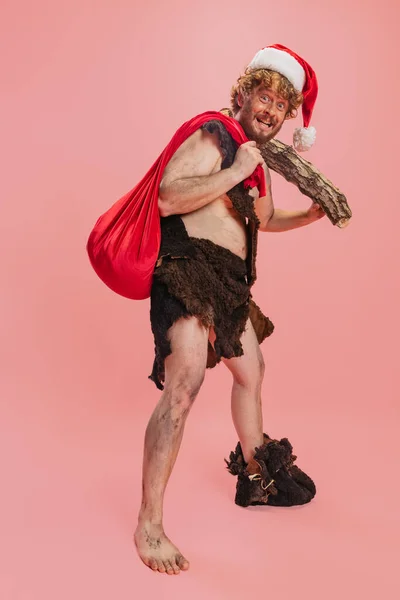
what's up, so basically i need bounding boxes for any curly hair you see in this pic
[230,69,303,119]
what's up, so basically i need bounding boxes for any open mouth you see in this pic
[256,118,273,129]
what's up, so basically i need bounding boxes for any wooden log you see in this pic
[260,139,352,228]
[219,108,351,228]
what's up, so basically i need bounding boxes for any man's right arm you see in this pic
[158,129,262,217]
[158,129,242,217]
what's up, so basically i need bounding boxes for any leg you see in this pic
[221,321,317,508]
[221,319,265,474]
[134,317,208,575]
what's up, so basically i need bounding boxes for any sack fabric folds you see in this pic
[86,112,266,300]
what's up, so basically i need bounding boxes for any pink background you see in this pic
[1,0,399,598]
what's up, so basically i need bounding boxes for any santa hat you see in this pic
[247,44,318,152]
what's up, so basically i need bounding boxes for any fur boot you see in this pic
[225,434,316,507]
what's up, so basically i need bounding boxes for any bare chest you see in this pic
[181,195,248,259]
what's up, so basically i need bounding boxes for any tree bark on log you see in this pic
[218,107,351,228]
[260,139,352,228]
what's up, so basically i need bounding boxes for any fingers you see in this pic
[253,147,264,166]
[253,147,263,160]
[234,142,265,179]
[244,144,263,161]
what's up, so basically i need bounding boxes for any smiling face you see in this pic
[230,69,304,145]
[235,84,289,144]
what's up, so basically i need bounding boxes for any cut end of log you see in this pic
[336,218,351,229]
[217,110,352,230]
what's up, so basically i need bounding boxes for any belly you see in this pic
[181,198,248,259]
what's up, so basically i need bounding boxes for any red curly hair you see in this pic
[231,69,303,118]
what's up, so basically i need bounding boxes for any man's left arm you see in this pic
[261,204,326,232]
[254,164,326,232]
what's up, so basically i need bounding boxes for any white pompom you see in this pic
[293,126,317,152]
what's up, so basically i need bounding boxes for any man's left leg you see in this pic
[221,320,317,506]
[221,319,265,475]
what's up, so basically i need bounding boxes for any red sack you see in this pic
[87,111,266,300]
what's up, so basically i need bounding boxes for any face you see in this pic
[236,84,290,144]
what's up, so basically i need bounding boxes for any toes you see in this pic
[176,554,190,571]
[164,560,175,575]
[148,559,158,571]
[157,560,166,573]
[170,560,181,575]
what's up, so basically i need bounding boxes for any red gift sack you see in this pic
[86,112,266,300]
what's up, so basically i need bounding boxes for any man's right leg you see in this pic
[134,316,209,575]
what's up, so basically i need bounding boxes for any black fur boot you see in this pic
[225,434,316,507]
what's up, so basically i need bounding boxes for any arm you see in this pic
[255,164,326,232]
[158,129,263,217]
[264,203,326,232]
[254,163,275,230]
[263,208,310,232]
[158,129,243,217]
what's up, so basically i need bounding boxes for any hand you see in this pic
[232,141,264,180]
[306,202,326,223]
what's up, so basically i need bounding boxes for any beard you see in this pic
[237,104,283,145]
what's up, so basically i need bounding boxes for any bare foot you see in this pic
[134,522,190,575]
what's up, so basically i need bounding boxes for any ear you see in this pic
[285,108,298,121]
[237,90,244,108]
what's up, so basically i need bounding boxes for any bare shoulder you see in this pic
[161,127,224,187]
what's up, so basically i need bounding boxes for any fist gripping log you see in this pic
[260,139,352,228]
[220,108,352,228]
[232,141,264,180]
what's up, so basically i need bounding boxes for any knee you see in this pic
[165,368,205,413]
[233,352,265,390]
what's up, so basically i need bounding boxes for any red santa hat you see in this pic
[247,44,318,152]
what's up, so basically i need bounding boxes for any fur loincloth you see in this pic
[148,118,274,390]
[149,216,274,390]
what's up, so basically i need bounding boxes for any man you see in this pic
[134,44,325,575]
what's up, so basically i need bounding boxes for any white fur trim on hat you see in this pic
[293,126,316,152]
[248,48,306,92]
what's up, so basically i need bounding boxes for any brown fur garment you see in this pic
[148,119,274,390]
[225,434,317,507]
[202,119,261,287]
[149,216,274,390]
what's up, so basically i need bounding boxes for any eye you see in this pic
[277,102,286,111]
[260,95,271,103]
